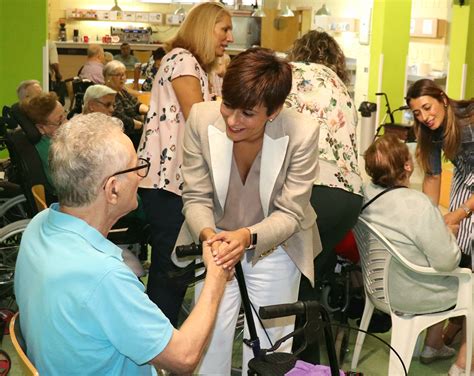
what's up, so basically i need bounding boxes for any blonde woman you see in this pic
[137,2,234,327]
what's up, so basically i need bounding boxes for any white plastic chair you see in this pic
[351,217,472,376]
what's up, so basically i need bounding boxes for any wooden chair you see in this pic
[9,312,39,376]
[31,184,47,212]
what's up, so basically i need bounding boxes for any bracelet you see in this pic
[460,204,472,218]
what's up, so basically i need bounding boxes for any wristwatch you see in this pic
[460,204,472,218]
[246,229,258,251]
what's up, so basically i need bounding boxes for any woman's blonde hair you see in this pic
[168,2,231,72]
[406,79,474,174]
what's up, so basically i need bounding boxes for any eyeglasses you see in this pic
[95,100,115,109]
[110,72,127,77]
[102,158,151,190]
[45,111,67,127]
[111,158,151,179]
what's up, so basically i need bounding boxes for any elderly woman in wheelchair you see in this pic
[362,134,468,373]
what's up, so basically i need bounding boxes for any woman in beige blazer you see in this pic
[175,48,321,374]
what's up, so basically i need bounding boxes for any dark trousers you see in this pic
[293,185,363,363]
[139,188,193,327]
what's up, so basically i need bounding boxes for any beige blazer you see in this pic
[175,101,322,285]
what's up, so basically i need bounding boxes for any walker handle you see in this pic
[259,301,305,319]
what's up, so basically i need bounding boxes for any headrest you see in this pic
[10,103,41,144]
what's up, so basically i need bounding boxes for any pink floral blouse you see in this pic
[137,48,210,195]
[286,62,362,195]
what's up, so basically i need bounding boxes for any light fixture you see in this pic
[279,5,294,17]
[111,0,122,12]
[251,0,266,17]
[252,0,267,17]
[315,4,331,16]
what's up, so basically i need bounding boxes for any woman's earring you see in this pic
[269,118,273,122]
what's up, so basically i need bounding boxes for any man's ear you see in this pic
[104,177,119,204]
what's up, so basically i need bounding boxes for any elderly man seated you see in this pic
[14,113,230,375]
[16,80,42,102]
[82,85,116,115]
[80,44,105,84]
[114,42,139,70]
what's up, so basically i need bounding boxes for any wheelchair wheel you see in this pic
[0,219,30,305]
[334,326,350,365]
[0,195,28,227]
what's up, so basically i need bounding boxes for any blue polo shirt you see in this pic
[14,204,173,375]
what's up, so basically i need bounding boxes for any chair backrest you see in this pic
[352,217,392,314]
[31,184,47,212]
[67,78,94,119]
[5,129,50,217]
[9,312,39,376]
[9,103,41,145]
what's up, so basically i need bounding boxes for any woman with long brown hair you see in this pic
[406,79,473,267]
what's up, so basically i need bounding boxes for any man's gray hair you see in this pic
[49,113,128,207]
[16,80,41,101]
[103,60,126,79]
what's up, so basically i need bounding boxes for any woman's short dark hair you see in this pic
[222,48,292,115]
[20,92,58,125]
[364,134,411,188]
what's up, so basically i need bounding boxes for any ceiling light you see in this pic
[315,4,331,16]
[279,5,294,17]
[252,0,266,17]
[111,0,122,12]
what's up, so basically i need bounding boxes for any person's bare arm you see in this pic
[422,174,441,205]
[172,76,204,120]
[133,66,141,90]
[149,245,228,374]
[444,193,474,226]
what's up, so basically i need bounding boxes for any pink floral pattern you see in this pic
[286,62,362,195]
[137,48,210,195]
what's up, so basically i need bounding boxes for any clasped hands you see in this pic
[203,228,250,272]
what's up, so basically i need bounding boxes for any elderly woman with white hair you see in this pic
[104,60,149,148]
[82,85,117,116]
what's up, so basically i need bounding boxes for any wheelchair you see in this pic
[65,77,94,119]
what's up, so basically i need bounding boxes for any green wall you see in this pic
[447,3,474,99]
[368,0,411,122]
[0,0,47,107]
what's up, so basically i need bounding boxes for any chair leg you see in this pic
[465,312,472,376]
[388,315,420,376]
[351,299,375,370]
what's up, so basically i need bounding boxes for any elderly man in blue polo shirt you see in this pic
[14,113,230,375]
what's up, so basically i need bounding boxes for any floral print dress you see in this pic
[137,48,210,195]
[286,62,362,195]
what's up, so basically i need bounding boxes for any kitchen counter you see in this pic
[56,41,164,51]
